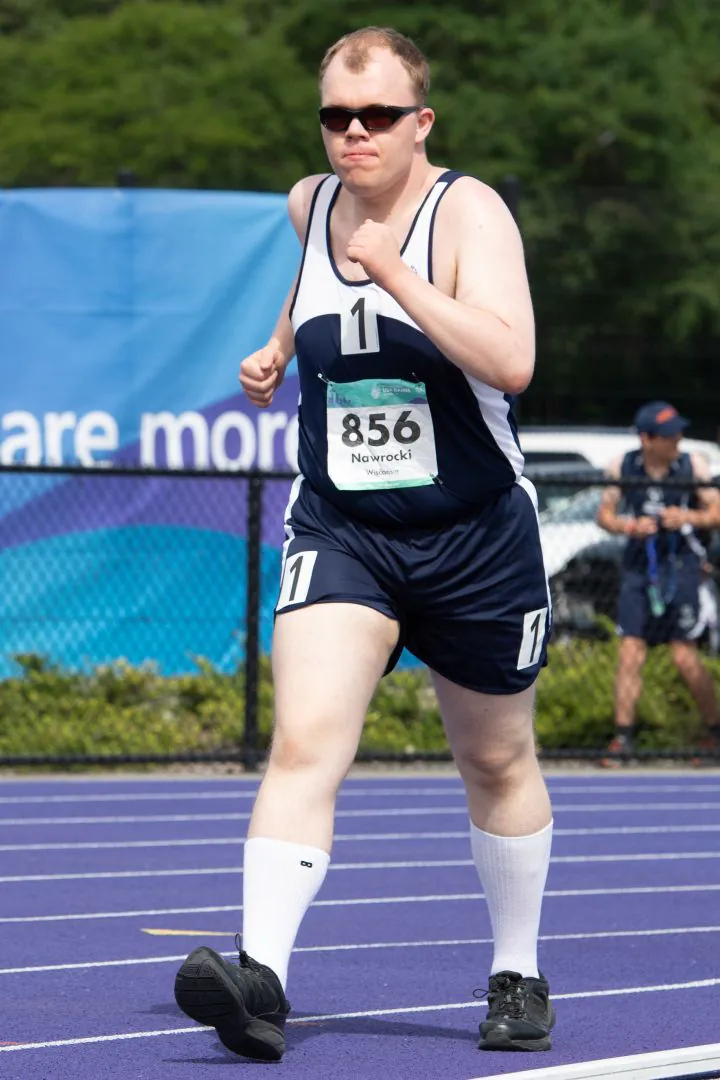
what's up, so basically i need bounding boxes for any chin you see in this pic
[336,163,388,193]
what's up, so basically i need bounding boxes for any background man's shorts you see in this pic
[275,477,551,695]
[617,567,702,646]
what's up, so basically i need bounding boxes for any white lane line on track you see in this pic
[469,1042,720,1080]
[2,801,720,826]
[1,978,720,1053]
[2,783,720,805]
[3,924,720,976]
[2,823,720,852]
[3,882,720,924]
[3,850,720,884]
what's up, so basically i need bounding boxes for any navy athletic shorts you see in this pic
[275,477,551,695]
[617,566,702,646]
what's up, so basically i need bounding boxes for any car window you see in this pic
[539,486,604,524]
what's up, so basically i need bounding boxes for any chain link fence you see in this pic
[1,465,718,767]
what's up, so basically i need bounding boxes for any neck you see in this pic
[345,156,435,225]
[642,451,672,475]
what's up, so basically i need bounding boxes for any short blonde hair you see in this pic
[319,27,430,104]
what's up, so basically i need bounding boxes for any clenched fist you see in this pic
[239,338,285,409]
[629,515,658,538]
[659,505,689,531]
[347,219,404,290]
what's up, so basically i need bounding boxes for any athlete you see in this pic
[174,26,555,1060]
[597,401,720,763]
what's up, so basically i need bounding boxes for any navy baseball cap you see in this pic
[633,401,689,436]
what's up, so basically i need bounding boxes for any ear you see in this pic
[415,106,435,145]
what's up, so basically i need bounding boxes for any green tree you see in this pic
[1,0,719,431]
[276,0,720,426]
[0,1,321,190]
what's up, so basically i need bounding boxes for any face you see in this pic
[320,47,434,195]
[641,432,682,464]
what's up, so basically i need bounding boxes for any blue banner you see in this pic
[1,187,302,472]
[0,188,305,675]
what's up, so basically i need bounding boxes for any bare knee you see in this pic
[618,636,647,675]
[456,735,538,793]
[267,728,326,774]
[670,641,701,678]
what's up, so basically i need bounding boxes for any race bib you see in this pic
[326,378,438,490]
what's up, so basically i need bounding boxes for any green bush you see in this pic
[1,642,718,760]
[535,637,719,750]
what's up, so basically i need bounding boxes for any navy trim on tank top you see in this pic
[427,170,464,285]
[325,170,462,288]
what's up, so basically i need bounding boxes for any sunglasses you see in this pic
[318,104,421,133]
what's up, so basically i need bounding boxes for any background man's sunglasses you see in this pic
[318,105,421,133]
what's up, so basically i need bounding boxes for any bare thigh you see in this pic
[248,602,399,846]
[271,602,399,769]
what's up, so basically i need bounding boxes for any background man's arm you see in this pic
[688,454,720,529]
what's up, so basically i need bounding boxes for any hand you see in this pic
[659,505,688,531]
[629,515,658,538]
[347,219,404,289]
[239,338,285,409]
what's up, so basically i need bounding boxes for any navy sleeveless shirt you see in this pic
[289,172,524,526]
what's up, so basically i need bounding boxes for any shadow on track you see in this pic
[164,1015,479,1066]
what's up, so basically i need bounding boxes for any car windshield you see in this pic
[539,486,604,524]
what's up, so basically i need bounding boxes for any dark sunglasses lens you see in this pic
[360,108,400,131]
[320,109,351,132]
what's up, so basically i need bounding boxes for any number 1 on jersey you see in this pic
[341,294,380,355]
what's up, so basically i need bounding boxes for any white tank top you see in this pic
[289,171,524,527]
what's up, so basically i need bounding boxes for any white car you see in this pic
[537,485,607,580]
[520,425,720,474]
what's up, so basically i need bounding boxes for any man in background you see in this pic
[596,401,720,763]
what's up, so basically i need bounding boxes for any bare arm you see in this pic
[596,458,628,535]
[273,173,329,368]
[268,275,298,368]
[369,179,535,395]
[690,454,720,528]
[660,454,720,530]
[239,174,328,406]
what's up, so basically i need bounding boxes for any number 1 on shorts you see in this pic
[276,551,318,611]
[517,607,548,670]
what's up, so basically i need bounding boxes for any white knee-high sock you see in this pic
[470,819,553,979]
[242,837,330,991]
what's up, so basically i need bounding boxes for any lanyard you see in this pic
[645,531,677,603]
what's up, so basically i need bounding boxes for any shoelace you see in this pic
[233,933,289,1015]
[234,933,263,973]
[474,975,526,1019]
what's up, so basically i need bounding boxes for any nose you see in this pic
[346,117,369,137]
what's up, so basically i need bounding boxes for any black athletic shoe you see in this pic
[174,937,291,1061]
[599,730,634,770]
[478,970,555,1051]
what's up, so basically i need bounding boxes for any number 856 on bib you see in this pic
[326,378,438,491]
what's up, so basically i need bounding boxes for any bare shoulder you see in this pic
[690,452,712,481]
[437,175,521,235]
[287,174,332,243]
[605,454,624,481]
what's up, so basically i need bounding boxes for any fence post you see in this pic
[243,472,263,770]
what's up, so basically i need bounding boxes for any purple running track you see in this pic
[0,773,719,1079]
